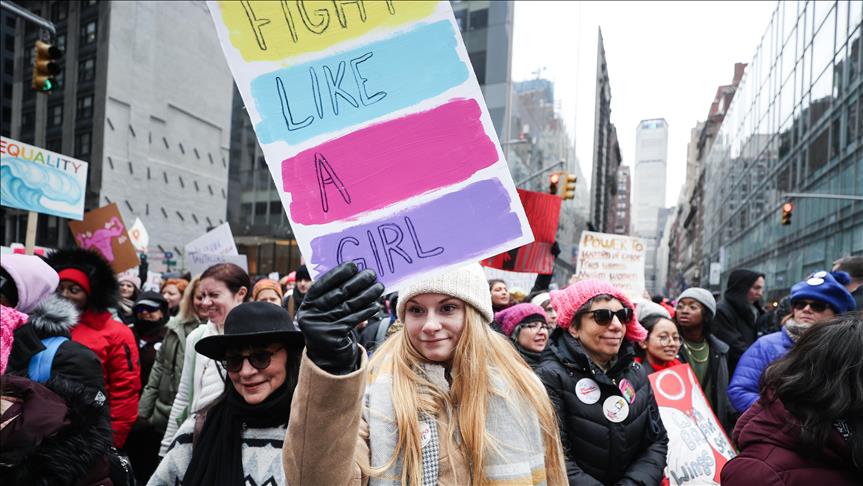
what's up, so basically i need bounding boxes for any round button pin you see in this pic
[602,395,630,423]
[575,377,601,404]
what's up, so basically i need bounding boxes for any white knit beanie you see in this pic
[396,264,494,323]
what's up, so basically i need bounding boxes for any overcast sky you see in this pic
[511,0,779,207]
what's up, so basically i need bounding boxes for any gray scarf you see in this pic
[364,360,549,485]
[783,318,812,342]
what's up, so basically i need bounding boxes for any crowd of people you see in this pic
[1,247,861,485]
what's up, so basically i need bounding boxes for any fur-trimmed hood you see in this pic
[27,294,80,339]
[45,247,119,313]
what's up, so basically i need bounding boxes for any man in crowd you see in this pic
[833,255,863,310]
[713,269,766,373]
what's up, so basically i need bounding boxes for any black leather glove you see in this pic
[297,262,384,375]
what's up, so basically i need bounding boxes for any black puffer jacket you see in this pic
[4,295,114,486]
[713,269,765,372]
[535,328,668,485]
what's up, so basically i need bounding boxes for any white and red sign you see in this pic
[648,364,736,485]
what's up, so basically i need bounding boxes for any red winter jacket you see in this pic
[71,309,141,447]
[721,395,861,485]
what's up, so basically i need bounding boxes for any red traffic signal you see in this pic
[781,201,793,225]
[549,172,560,194]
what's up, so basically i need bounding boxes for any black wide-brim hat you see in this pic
[195,301,305,360]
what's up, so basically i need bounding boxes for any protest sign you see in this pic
[68,203,140,273]
[143,271,163,292]
[1,136,88,220]
[129,217,150,252]
[574,231,647,299]
[185,222,238,256]
[482,267,538,297]
[187,252,248,277]
[207,1,532,290]
[649,364,736,485]
[482,190,561,274]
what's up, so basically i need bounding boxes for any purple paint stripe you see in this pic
[282,98,498,225]
[309,178,523,289]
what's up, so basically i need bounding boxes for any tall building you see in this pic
[632,118,669,293]
[607,165,631,235]
[2,1,234,267]
[590,28,622,233]
[702,0,862,299]
[224,0,517,275]
[666,63,745,296]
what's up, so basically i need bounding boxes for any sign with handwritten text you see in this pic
[68,203,140,273]
[575,231,647,299]
[185,222,238,257]
[187,252,249,277]
[1,136,88,220]
[207,1,532,290]
[649,364,736,485]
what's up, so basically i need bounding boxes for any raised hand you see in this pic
[297,262,384,375]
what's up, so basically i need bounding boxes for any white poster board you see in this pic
[188,252,249,277]
[206,1,532,290]
[185,222,238,257]
[574,231,647,299]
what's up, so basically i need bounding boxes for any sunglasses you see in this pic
[791,300,829,312]
[582,308,633,325]
[222,347,282,373]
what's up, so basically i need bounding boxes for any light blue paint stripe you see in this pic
[250,20,469,145]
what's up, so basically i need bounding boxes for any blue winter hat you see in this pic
[789,270,856,314]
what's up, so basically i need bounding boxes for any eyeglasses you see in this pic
[521,322,551,331]
[791,300,829,312]
[582,308,633,325]
[655,335,682,346]
[222,347,282,373]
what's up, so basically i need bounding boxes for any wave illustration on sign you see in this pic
[0,156,84,219]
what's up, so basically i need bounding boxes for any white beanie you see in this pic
[632,298,671,324]
[396,264,494,323]
[677,287,717,316]
[530,292,551,307]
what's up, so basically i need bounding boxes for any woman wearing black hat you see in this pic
[148,302,304,486]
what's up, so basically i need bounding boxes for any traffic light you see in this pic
[781,201,793,225]
[32,40,62,92]
[562,173,577,200]
[549,172,560,195]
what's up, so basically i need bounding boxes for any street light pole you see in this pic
[783,192,863,201]
[516,160,565,188]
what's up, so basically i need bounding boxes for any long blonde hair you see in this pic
[176,275,202,323]
[366,304,567,485]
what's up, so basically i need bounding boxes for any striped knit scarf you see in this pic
[364,361,549,485]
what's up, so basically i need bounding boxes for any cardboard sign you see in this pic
[128,217,150,252]
[187,252,248,277]
[68,203,140,273]
[143,271,162,292]
[207,1,532,290]
[185,222,238,257]
[574,231,647,299]
[1,136,88,220]
[482,190,561,274]
[649,364,736,485]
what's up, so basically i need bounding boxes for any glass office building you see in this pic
[702,1,862,298]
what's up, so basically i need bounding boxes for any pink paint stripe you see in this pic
[281,98,498,225]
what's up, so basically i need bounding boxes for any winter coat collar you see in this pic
[27,295,80,338]
[79,309,114,331]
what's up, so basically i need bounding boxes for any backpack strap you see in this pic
[28,336,69,383]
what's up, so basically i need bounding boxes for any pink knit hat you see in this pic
[550,279,647,342]
[494,303,547,338]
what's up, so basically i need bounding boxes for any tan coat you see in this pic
[283,352,470,485]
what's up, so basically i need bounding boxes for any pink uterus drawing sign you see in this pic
[75,216,126,261]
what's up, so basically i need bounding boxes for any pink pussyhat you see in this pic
[549,279,648,342]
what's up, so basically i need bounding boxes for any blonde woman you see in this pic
[284,262,567,485]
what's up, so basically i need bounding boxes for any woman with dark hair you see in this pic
[713,269,766,372]
[160,263,251,455]
[488,278,512,313]
[46,247,141,448]
[116,273,141,324]
[721,313,863,484]
[674,287,735,432]
[634,300,682,373]
[494,302,550,368]
[728,271,856,414]
[150,302,304,485]
[536,279,668,484]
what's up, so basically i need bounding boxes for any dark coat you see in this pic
[4,296,114,486]
[713,269,765,373]
[678,334,736,433]
[535,328,668,485]
[721,395,861,485]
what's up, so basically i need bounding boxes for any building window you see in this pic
[21,111,35,132]
[468,8,489,31]
[48,104,63,127]
[52,2,68,22]
[80,20,97,46]
[4,34,14,52]
[178,176,185,188]
[77,94,93,119]
[161,207,168,218]
[468,51,486,85]
[78,57,95,82]
[55,34,66,52]
[75,132,91,158]
[3,59,12,75]
[175,211,185,221]
[46,137,62,153]
[453,9,467,33]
